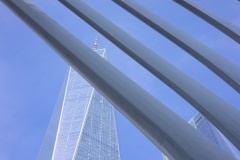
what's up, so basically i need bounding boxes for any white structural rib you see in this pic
[173,0,240,44]
[1,0,237,159]
[59,0,240,150]
[113,0,240,94]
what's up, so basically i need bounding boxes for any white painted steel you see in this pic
[113,0,240,93]
[1,0,237,159]
[60,0,240,150]
[174,0,240,44]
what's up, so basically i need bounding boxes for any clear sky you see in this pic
[0,0,240,160]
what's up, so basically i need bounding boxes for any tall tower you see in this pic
[163,113,240,160]
[37,39,121,160]
[188,113,240,160]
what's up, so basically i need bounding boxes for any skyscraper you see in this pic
[37,39,121,160]
[163,113,240,160]
[188,113,240,160]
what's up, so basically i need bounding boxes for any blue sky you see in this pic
[0,0,240,159]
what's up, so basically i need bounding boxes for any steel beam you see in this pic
[173,0,240,44]
[59,0,240,150]
[113,0,240,94]
[1,0,237,159]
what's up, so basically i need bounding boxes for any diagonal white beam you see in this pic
[1,0,237,159]
[59,0,240,150]
[173,0,240,44]
[113,0,240,94]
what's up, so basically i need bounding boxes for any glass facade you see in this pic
[38,48,120,160]
[163,113,240,160]
[188,113,240,160]
[74,89,120,159]
[52,67,94,160]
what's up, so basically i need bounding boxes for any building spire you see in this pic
[93,36,97,50]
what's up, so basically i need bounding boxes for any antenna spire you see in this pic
[93,36,97,50]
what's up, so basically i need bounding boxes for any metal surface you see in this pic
[113,0,240,93]
[174,0,240,44]
[1,0,237,159]
[59,0,240,150]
